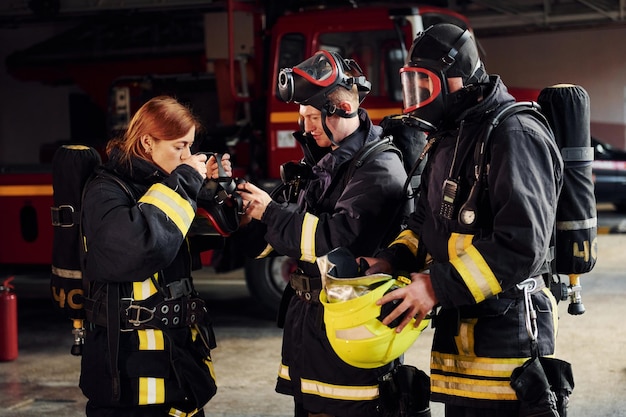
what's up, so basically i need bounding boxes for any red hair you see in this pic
[107,95,201,166]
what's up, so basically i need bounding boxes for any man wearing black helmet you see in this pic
[364,23,564,416]
[236,50,409,416]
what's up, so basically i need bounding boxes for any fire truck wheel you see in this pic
[244,255,294,316]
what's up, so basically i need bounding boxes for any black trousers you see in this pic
[445,404,519,417]
[86,402,206,417]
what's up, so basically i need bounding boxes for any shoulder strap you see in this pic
[478,101,550,169]
[342,136,402,188]
[458,101,551,228]
[92,168,137,202]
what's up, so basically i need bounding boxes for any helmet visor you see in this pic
[399,67,442,114]
[292,50,339,88]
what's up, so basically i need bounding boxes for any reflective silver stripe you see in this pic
[432,352,525,378]
[431,351,527,400]
[139,183,195,236]
[300,213,318,263]
[301,378,379,401]
[561,146,593,162]
[431,373,517,400]
[51,265,82,279]
[556,216,597,231]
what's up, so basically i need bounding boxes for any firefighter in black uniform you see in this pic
[79,96,230,417]
[364,24,564,416]
[236,51,409,416]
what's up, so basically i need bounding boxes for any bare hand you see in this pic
[237,181,273,221]
[184,153,208,179]
[207,153,232,179]
[376,272,437,332]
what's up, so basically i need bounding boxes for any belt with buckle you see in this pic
[289,272,322,303]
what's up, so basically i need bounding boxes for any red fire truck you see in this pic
[0,1,471,314]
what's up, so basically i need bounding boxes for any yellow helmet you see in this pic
[320,275,429,369]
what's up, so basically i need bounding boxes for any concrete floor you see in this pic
[1,233,625,417]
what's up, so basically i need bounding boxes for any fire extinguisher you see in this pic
[0,276,18,362]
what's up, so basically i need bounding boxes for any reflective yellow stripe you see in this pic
[202,356,217,381]
[0,184,53,196]
[169,408,200,417]
[388,229,419,256]
[138,329,165,351]
[431,373,517,401]
[278,363,291,381]
[139,183,195,235]
[544,287,559,336]
[448,233,501,302]
[138,376,165,405]
[134,275,165,405]
[133,275,158,301]
[137,329,165,405]
[431,351,527,400]
[300,378,379,401]
[300,213,318,263]
[204,356,217,381]
[256,243,274,259]
[454,318,477,356]
[432,351,526,379]
[192,326,217,380]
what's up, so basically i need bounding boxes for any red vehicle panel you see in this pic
[0,172,53,265]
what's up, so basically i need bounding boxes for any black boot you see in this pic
[511,357,559,417]
[395,365,431,417]
[378,365,431,417]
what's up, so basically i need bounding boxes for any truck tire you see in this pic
[244,255,294,316]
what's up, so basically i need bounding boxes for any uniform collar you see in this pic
[106,147,166,186]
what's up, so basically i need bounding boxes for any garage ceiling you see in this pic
[0,0,624,37]
[451,0,626,37]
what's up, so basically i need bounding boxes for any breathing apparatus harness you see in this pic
[278,50,371,146]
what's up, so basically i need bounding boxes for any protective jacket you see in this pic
[79,148,218,416]
[379,76,564,410]
[253,109,408,415]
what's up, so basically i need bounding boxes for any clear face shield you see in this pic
[293,51,339,88]
[399,67,442,114]
[278,50,343,105]
[277,50,370,108]
[399,66,446,132]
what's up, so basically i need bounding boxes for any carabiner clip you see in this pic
[516,278,538,342]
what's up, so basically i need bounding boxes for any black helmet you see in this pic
[277,50,371,117]
[400,23,487,131]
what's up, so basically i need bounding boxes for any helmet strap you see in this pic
[320,108,341,147]
[465,64,486,86]
[326,102,358,119]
